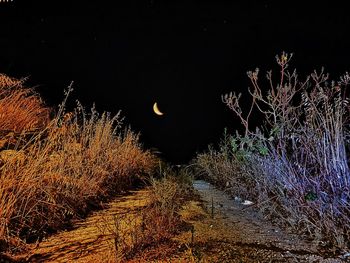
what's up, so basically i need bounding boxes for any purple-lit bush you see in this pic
[196,53,350,249]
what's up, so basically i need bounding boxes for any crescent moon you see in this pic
[153,102,164,116]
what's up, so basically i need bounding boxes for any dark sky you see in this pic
[1,1,350,163]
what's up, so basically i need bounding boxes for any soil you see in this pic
[5,180,349,262]
[187,180,347,262]
[9,189,151,263]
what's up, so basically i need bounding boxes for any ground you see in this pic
[6,180,347,262]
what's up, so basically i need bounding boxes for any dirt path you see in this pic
[187,180,346,262]
[10,180,348,262]
[21,189,150,263]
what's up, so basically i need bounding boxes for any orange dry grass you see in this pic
[112,175,190,261]
[0,77,157,252]
[0,74,49,135]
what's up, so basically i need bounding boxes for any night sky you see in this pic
[1,1,350,163]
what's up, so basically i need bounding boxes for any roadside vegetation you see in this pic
[21,163,196,262]
[194,53,350,251]
[0,74,157,254]
[104,167,194,262]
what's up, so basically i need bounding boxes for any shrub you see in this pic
[195,53,350,249]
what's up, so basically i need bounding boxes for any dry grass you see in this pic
[123,172,192,261]
[195,144,255,201]
[93,168,194,262]
[0,74,49,138]
[195,53,350,250]
[0,75,157,253]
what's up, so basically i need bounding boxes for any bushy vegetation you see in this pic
[0,74,49,148]
[123,171,193,261]
[95,165,194,262]
[0,74,157,252]
[195,53,350,250]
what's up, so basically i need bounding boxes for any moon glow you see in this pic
[153,102,164,116]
